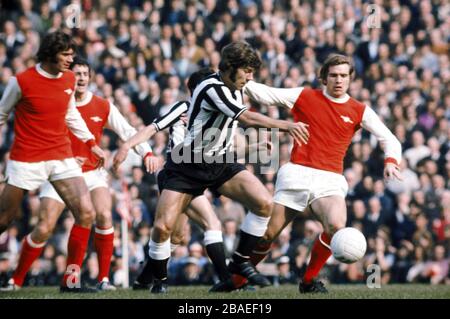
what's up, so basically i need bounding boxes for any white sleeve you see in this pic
[361,106,402,165]
[106,102,152,157]
[0,77,21,126]
[243,80,303,109]
[65,95,95,142]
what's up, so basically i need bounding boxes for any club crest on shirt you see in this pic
[340,115,354,124]
[90,116,102,122]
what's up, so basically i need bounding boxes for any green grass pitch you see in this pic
[0,284,449,299]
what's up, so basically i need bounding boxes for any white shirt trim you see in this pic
[36,63,63,79]
[76,91,93,107]
[322,89,350,104]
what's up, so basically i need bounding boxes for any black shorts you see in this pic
[157,157,246,197]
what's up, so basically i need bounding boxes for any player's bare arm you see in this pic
[113,123,158,173]
[237,110,309,145]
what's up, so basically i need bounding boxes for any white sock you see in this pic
[204,230,223,246]
[148,238,171,260]
[240,212,270,237]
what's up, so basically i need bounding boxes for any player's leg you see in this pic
[148,189,192,293]
[300,195,346,293]
[2,196,65,290]
[1,160,52,235]
[186,195,230,282]
[231,203,300,289]
[133,213,189,290]
[217,170,273,287]
[51,176,95,290]
[0,184,25,235]
[90,186,116,290]
[170,213,190,248]
[252,204,300,265]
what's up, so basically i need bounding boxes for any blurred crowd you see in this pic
[0,0,449,288]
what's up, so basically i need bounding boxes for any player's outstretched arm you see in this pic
[112,123,157,172]
[106,102,158,172]
[243,80,303,109]
[237,110,309,146]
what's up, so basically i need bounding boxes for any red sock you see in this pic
[12,235,46,286]
[250,241,272,265]
[61,224,91,287]
[232,241,272,288]
[94,226,114,282]
[303,232,332,284]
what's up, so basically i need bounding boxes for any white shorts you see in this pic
[5,159,82,191]
[39,168,109,203]
[274,162,348,212]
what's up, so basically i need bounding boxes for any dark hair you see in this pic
[319,54,354,83]
[70,56,90,71]
[187,68,215,95]
[219,41,262,73]
[36,31,75,63]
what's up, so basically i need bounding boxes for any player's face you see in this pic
[231,67,254,90]
[325,64,351,98]
[72,64,90,95]
[55,48,74,72]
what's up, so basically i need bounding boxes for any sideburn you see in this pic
[229,68,238,83]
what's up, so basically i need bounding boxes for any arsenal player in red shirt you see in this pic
[228,54,403,293]
[1,56,159,292]
[0,32,106,292]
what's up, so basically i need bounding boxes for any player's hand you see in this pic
[180,112,189,125]
[91,145,106,168]
[144,153,161,174]
[288,122,309,146]
[75,156,87,166]
[384,163,403,181]
[112,145,130,172]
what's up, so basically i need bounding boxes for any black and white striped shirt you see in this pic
[184,73,247,158]
[153,100,189,154]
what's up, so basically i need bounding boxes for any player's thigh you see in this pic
[310,195,347,234]
[263,203,299,242]
[217,170,272,214]
[51,176,93,214]
[186,195,219,230]
[154,189,193,229]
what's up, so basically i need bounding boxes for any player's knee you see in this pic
[35,221,56,240]
[95,210,112,227]
[77,207,95,226]
[153,222,172,239]
[171,232,185,246]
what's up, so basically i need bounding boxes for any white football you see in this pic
[331,227,367,264]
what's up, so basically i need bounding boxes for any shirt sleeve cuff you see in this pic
[144,152,153,160]
[86,139,96,148]
[384,157,399,166]
[233,107,247,120]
